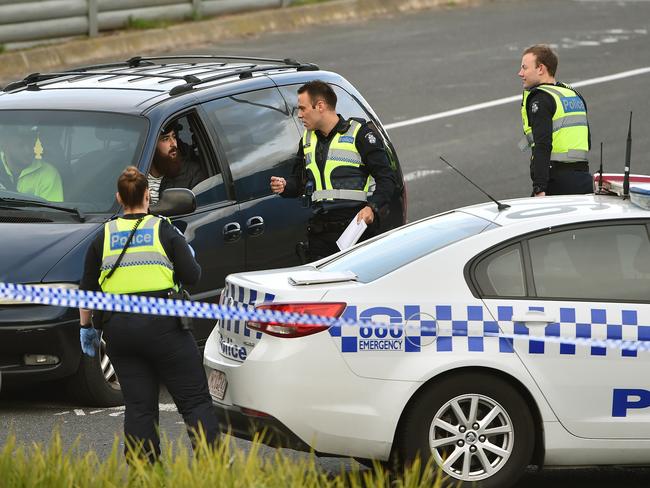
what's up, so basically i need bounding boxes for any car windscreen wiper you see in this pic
[0,197,85,221]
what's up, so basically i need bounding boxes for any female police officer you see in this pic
[78,166,218,462]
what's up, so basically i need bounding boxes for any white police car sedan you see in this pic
[204,192,650,488]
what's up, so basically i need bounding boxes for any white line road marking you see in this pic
[55,404,179,418]
[384,67,650,131]
[403,169,443,182]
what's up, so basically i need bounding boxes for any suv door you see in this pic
[149,110,245,343]
[475,222,650,439]
[201,88,310,270]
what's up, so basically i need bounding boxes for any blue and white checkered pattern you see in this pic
[2,282,650,355]
[219,282,275,339]
[496,305,648,358]
[0,282,307,327]
[330,303,650,357]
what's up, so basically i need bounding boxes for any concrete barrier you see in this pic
[0,0,488,84]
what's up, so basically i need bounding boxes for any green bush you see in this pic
[0,430,448,488]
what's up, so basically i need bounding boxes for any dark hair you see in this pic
[523,44,558,77]
[297,80,337,109]
[117,166,148,208]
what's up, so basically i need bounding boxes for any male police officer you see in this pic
[518,44,592,196]
[270,80,397,261]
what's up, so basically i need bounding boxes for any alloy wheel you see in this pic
[428,393,514,481]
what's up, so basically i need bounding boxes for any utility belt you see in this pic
[92,288,192,330]
[549,161,589,173]
[307,218,349,235]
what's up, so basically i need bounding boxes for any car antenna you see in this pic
[623,111,632,198]
[439,155,510,211]
[596,142,604,194]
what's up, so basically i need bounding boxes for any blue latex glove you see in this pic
[80,327,100,357]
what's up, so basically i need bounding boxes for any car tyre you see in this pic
[67,332,123,407]
[394,371,534,488]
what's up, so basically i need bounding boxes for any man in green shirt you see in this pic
[0,126,63,202]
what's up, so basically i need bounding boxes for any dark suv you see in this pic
[0,56,406,406]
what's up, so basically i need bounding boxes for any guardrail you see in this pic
[0,0,294,46]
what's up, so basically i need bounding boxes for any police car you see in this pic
[204,188,650,487]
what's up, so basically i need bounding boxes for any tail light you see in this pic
[247,302,346,338]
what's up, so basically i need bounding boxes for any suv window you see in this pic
[277,83,371,129]
[528,224,650,301]
[321,211,497,282]
[150,113,226,208]
[202,88,299,202]
[0,110,146,212]
[474,244,526,297]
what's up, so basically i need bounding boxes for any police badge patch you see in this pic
[531,101,539,114]
[366,132,377,144]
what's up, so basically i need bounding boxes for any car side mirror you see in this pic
[150,188,196,216]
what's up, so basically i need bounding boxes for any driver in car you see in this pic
[147,122,206,205]
[0,125,63,202]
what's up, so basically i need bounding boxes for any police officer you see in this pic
[78,166,218,462]
[270,80,397,261]
[518,44,593,196]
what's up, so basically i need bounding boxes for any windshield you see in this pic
[320,211,498,282]
[0,110,147,212]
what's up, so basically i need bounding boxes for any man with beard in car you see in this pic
[147,121,206,205]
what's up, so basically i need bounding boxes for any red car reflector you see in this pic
[240,407,273,418]
[247,302,346,338]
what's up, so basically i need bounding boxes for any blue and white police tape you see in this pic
[0,282,353,328]
[1,282,650,354]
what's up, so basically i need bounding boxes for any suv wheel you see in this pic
[394,372,534,488]
[67,332,123,407]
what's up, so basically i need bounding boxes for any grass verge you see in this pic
[0,430,449,488]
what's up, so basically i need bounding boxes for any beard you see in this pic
[156,151,182,178]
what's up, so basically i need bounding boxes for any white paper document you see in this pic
[336,218,367,251]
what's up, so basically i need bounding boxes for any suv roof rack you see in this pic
[2,55,320,93]
[124,55,309,67]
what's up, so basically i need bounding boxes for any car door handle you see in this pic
[511,311,557,324]
[246,216,265,237]
[223,222,242,242]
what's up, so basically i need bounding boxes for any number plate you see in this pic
[208,370,227,401]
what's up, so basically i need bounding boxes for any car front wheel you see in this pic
[67,332,123,407]
[395,372,535,488]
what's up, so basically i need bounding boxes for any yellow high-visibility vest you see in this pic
[521,84,589,162]
[302,120,371,203]
[99,215,176,294]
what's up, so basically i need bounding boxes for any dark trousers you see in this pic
[307,217,375,262]
[104,313,219,462]
[308,230,342,261]
[546,163,593,196]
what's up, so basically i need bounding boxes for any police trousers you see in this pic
[546,162,593,196]
[104,312,219,462]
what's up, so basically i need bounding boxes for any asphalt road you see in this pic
[2,0,650,485]
[192,0,650,222]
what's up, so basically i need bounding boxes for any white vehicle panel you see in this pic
[205,323,418,459]
[203,193,650,482]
